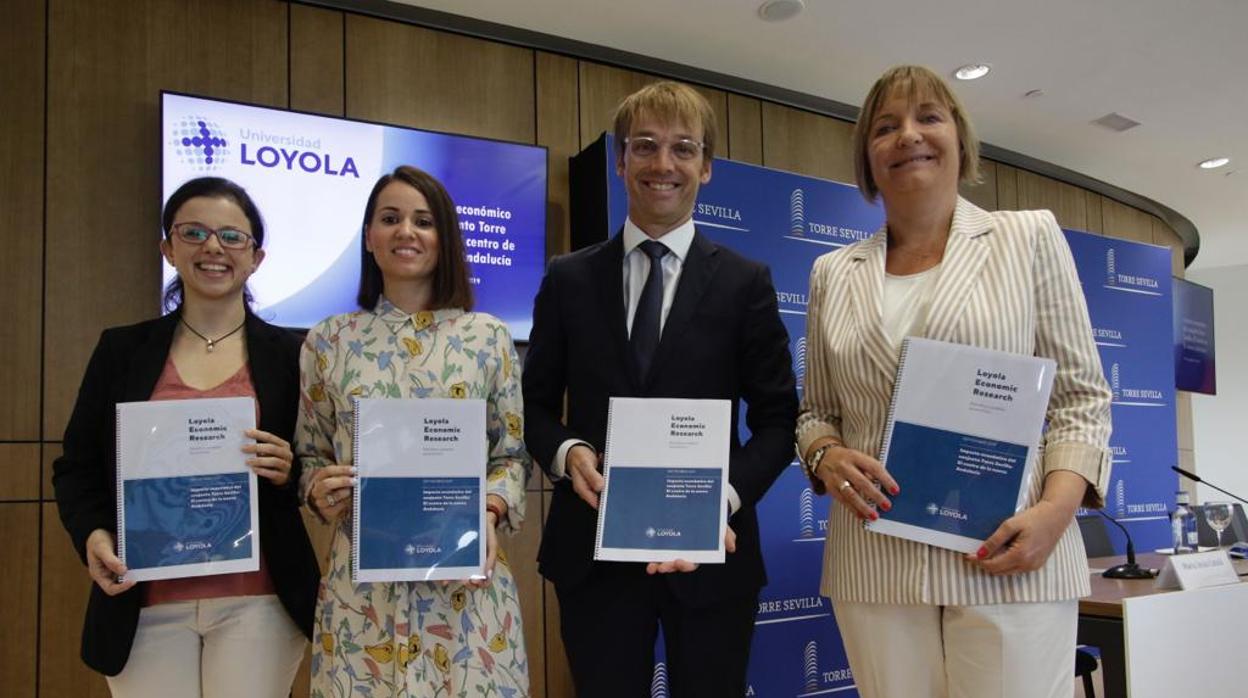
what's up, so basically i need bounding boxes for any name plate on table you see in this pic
[1155,550,1241,590]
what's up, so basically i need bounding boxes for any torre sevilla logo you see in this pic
[803,641,819,693]
[799,488,816,538]
[170,116,230,170]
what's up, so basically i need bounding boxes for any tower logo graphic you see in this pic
[1115,479,1126,519]
[170,116,231,171]
[1110,362,1121,401]
[794,337,807,384]
[790,189,806,235]
[799,488,815,538]
[651,661,668,697]
[803,641,819,692]
[1106,248,1117,286]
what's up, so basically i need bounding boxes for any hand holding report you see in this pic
[352,398,487,583]
[867,337,1056,554]
[595,397,731,564]
[116,396,259,582]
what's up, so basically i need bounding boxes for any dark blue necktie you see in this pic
[630,240,669,382]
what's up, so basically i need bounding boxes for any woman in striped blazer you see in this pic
[796,65,1112,698]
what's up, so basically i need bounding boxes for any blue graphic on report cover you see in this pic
[163,93,547,338]
[123,472,252,568]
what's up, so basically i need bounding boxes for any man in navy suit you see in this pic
[523,81,798,697]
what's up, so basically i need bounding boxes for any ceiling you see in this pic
[386,0,1245,270]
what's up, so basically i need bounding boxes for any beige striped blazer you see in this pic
[796,197,1113,605]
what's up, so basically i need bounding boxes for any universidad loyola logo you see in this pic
[170,116,231,170]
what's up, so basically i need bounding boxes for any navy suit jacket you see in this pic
[52,311,319,675]
[523,230,798,605]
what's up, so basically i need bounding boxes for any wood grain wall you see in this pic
[0,1,1192,696]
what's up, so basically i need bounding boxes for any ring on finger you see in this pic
[326,492,337,507]
[837,480,854,494]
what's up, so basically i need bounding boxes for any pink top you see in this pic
[142,357,276,607]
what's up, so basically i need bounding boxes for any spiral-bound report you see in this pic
[866,337,1056,553]
[594,397,731,564]
[352,397,487,583]
[115,396,258,582]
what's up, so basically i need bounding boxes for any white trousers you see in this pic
[832,599,1078,698]
[106,594,306,698]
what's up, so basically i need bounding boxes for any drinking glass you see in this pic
[1203,501,1234,548]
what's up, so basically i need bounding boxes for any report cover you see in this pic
[866,338,1056,553]
[352,397,486,582]
[595,397,731,563]
[115,396,259,582]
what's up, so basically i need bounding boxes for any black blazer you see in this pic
[523,231,798,606]
[52,311,320,676]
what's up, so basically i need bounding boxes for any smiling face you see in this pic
[616,112,712,238]
[365,180,440,291]
[160,195,264,305]
[866,90,961,203]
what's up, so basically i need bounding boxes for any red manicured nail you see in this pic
[976,546,988,559]
[889,486,900,495]
[880,501,891,512]
[869,512,879,521]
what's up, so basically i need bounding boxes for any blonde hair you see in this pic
[612,81,718,162]
[852,65,981,202]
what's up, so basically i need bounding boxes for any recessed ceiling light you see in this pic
[954,64,991,81]
[758,0,804,22]
[1198,157,1230,169]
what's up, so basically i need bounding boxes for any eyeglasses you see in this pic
[623,136,705,161]
[170,222,255,250]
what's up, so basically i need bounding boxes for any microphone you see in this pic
[1096,509,1156,579]
[1171,466,1248,506]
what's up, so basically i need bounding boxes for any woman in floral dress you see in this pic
[296,165,531,697]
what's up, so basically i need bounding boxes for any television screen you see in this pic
[161,92,547,339]
[1172,277,1215,394]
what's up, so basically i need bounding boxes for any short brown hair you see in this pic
[852,65,981,202]
[357,165,474,312]
[612,81,718,162]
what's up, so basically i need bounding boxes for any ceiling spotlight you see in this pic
[954,64,991,81]
[1198,157,1230,169]
[758,0,805,22]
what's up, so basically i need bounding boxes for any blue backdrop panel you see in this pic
[1064,231,1177,551]
[570,133,1179,696]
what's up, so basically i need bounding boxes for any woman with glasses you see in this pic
[797,65,1112,698]
[297,165,531,697]
[53,177,319,697]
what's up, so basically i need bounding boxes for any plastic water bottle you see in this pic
[1171,491,1197,554]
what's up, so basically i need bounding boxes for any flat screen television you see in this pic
[1172,276,1215,394]
[161,92,547,339]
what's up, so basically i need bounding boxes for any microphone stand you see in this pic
[1171,466,1248,506]
[1097,509,1156,579]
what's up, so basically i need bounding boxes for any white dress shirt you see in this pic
[552,217,741,515]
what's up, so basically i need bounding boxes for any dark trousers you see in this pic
[556,566,759,697]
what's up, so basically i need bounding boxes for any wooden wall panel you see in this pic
[1100,197,1153,243]
[290,3,344,116]
[760,103,855,184]
[39,504,110,698]
[345,15,534,143]
[576,62,729,152]
[1152,216,1185,276]
[0,504,39,697]
[0,444,41,502]
[536,52,579,258]
[727,93,763,165]
[960,159,998,211]
[995,163,1019,211]
[43,0,289,439]
[1084,190,1104,234]
[1017,169,1087,231]
[0,0,44,441]
[42,443,60,502]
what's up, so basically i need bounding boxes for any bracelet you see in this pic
[803,443,834,480]
[486,500,506,524]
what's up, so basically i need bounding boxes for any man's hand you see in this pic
[646,525,737,575]
[567,444,605,509]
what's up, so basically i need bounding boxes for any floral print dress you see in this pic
[296,300,531,697]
